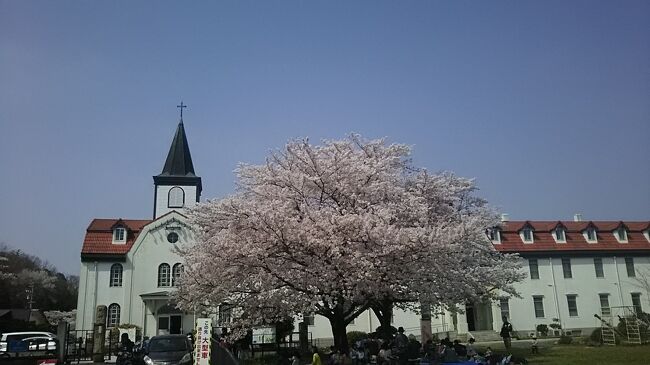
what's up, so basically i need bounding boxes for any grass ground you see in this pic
[478,342,650,365]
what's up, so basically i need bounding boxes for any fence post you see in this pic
[93,305,107,363]
[299,322,309,353]
[57,321,68,364]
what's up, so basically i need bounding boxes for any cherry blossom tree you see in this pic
[176,135,523,351]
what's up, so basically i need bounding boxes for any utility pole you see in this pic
[26,283,35,322]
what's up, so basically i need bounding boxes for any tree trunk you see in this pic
[371,299,394,341]
[328,314,349,354]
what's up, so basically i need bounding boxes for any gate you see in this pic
[63,327,117,363]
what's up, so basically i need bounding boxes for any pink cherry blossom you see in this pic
[175,134,523,351]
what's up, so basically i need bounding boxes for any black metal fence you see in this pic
[63,327,116,363]
[249,331,313,359]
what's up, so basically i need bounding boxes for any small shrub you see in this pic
[549,323,562,330]
[536,324,549,337]
[347,331,368,346]
[590,328,602,343]
[558,335,572,344]
[590,328,620,345]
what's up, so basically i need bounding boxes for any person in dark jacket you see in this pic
[500,316,513,350]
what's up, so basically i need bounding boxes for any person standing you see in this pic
[312,346,323,365]
[500,316,513,350]
[392,327,409,365]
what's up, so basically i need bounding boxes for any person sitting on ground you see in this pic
[330,348,343,365]
[350,345,360,365]
[340,351,353,365]
[392,327,409,365]
[439,340,458,363]
[406,334,421,361]
[291,352,301,365]
[378,342,391,365]
[422,339,436,361]
[354,344,368,365]
[483,346,493,362]
[466,338,477,358]
[452,339,466,357]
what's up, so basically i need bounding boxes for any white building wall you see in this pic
[498,254,650,336]
[75,261,128,331]
[76,213,198,337]
[155,185,198,219]
[305,254,650,341]
[126,214,197,337]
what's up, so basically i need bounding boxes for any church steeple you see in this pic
[159,121,196,177]
[153,105,202,219]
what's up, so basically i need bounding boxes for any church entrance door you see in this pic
[170,315,182,334]
[158,314,183,335]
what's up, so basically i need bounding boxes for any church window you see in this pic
[158,263,171,287]
[113,227,126,243]
[168,187,185,208]
[107,303,120,327]
[167,232,179,244]
[110,264,123,287]
[172,263,183,286]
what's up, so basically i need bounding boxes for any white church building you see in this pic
[75,115,650,342]
[75,117,203,337]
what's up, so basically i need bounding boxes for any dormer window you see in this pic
[113,227,126,244]
[487,228,501,243]
[554,226,566,243]
[615,226,628,243]
[585,227,598,243]
[644,229,650,243]
[521,227,534,243]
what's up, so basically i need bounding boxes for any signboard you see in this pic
[252,327,276,344]
[194,318,212,365]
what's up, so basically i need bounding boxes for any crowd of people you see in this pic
[303,322,527,365]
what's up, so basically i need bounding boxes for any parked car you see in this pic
[0,332,58,364]
[142,335,192,365]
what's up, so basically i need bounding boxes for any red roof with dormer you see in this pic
[81,218,152,259]
[493,220,650,253]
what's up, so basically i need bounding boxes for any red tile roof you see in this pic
[81,218,152,256]
[494,220,650,253]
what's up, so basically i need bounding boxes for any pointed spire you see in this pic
[159,121,197,177]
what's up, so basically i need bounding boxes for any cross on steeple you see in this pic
[177,101,187,120]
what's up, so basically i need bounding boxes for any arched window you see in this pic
[107,303,121,327]
[168,187,185,208]
[158,263,171,287]
[172,263,183,286]
[110,264,123,287]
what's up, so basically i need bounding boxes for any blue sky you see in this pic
[1,1,648,273]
